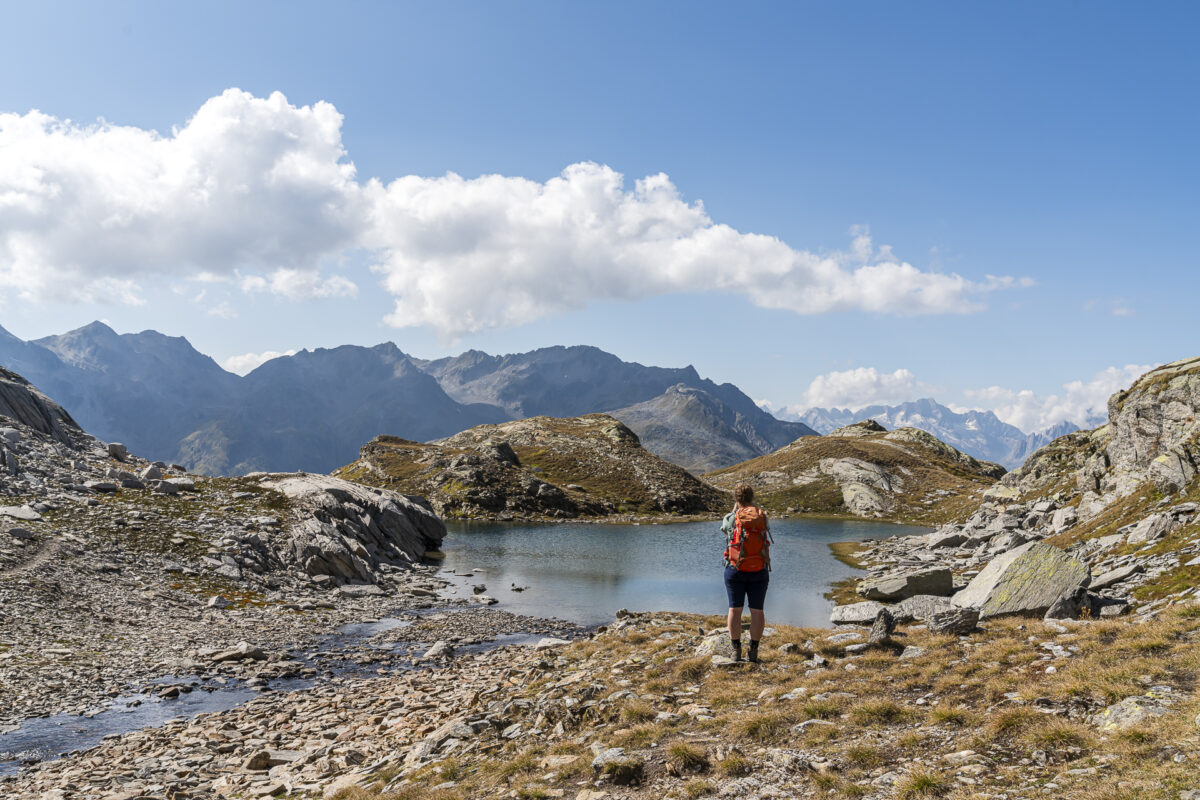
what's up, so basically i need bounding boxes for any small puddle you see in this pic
[0,603,532,778]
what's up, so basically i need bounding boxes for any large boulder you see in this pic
[952,541,1090,619]
[856,567,953,602]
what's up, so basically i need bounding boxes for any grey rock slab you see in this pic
[927,528,969,549]
[1090,693,1175,731]
[209,641,267,663]
[952,541,1090,620]
[856,567,953,601]
[533,637,571,650]
[1126,513,1177,545]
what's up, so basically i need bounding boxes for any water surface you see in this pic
[440,517,927,627]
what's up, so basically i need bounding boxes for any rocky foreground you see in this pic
[9,605,1200,800]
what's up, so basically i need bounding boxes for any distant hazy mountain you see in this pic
[0,321,240,461]
[610,384,817,473]
[793,398,1078,469]
[178,343,510,475]
[0,324,809,475]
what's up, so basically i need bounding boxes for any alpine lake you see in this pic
[438,516,929,628]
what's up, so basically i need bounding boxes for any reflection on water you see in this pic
[440,517,927,628]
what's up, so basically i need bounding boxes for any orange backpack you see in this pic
[724,506,772,572]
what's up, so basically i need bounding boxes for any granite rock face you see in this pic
[952,542,1090,619]
[1104,357,1200,495]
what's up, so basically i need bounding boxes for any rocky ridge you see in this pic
[705,420,1005,525]
[335,414,728,520]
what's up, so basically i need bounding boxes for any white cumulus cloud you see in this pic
[0,89,363,303]
[365,168,1026,335]
[965,363,1156,432]
[221,348,299,375]
[0,90,1029,335]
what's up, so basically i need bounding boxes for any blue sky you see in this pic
[0,1,1196,431]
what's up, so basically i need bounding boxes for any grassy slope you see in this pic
[704,431,1000,526]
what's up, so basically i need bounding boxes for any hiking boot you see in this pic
[731,639,743,662]
[747,641,760,663]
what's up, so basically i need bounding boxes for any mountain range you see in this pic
[791,398,1078,469]
[0,321,1076,475]
[0,322,813,475]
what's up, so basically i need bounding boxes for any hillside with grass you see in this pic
[704,420,1005,525]
[334,413,729,520]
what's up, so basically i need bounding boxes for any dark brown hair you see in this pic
[734,483,754,506]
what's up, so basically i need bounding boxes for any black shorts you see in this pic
[724,565,769,610]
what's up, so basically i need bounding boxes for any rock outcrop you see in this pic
[335,414,727,520]
[256,473,446,584]
[707,421,1004,523]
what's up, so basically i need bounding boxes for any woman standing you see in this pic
[721,483,771,662]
